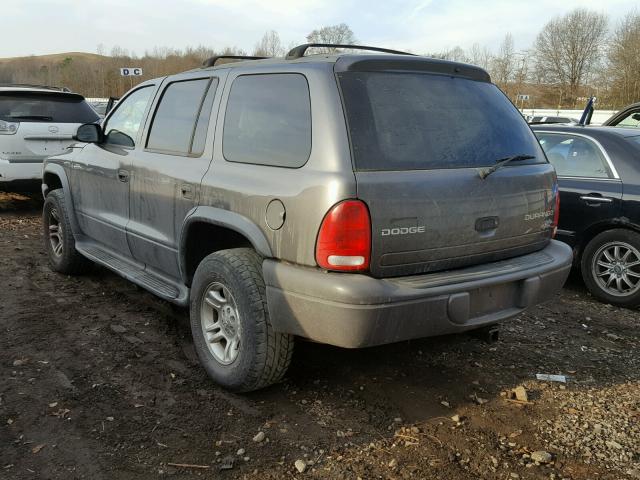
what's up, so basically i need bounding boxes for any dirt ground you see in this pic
[1,191,638,480]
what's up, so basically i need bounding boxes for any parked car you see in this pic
[529,116,579,125]
[533,124,640,306]
[602,102,640,128]
[88,101,108,118]
[41,44,572,392]
[0,84,99,190]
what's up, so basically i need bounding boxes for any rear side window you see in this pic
[338,72,542,171]
[0,93,99,124]
[537,133,613,179]
[223,74,311,168]
[614,112,640,128]
[147,78,218,155]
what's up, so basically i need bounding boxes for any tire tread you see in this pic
[43,190,92,275]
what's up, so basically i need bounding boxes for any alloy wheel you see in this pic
[200,282,242,365]
[48,208,63,257]
[592,241,640,297]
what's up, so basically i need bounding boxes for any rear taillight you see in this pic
[315,200,371,272]
[551,187,560,238]
[0,119,19,135]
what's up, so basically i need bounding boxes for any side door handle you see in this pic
[579,194,613,204]
[117,169,130,182]
[180,184,193,199]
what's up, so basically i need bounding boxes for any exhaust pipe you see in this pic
[471,325,500,343]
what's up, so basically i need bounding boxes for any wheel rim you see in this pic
[592,241,640,297]
[48,207,63,258]
[200,282,241,365]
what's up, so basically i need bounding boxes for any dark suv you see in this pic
[41,44,572,391]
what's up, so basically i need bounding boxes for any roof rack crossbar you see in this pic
[286,43,415,60]
[0,83,71,92]
[202,55,269,68]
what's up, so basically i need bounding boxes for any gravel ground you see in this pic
[1,191,638,480]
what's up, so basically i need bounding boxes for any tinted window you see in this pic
[147,78,217,154]
[537,133,612,178]
[104,86,154,147]
[339,72,542,171]
[223,74,311,168]
[0,93,99,123]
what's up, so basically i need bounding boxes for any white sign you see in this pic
[120,67,143,77]
[517,94,530,101]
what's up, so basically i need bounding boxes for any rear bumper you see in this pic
[0,158,43,183]
[264,240,572,348]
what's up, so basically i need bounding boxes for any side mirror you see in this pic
[632,113,640,121]
[74,123,103,143]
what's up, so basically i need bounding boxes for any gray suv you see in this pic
[41,44,572,392]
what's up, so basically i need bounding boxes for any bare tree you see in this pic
[253,30,284,57]
[533,8,608,104]
[468,43,493,70]
[490,33,515,92]
[606,10,640,105]
[306,23,356,52]
[426,46,468,63]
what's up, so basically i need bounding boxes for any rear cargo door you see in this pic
[0,91,99,163]
[338,66,557,277]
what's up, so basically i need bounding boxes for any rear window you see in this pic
[338,72,542,171]
[0,92,99,123]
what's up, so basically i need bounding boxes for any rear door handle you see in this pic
[117,169,130,182]
[580,195,613,204]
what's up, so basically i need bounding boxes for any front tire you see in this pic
[581,229,640,307]
[190,248,294,392]
[42,189,92,274]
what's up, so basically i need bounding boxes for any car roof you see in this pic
[0,84,78,95]
[194,53,491,82]
[531,124,640,139]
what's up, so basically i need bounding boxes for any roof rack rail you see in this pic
[286,43,415,60]
[202,55,269,68]
[0,83,71,92]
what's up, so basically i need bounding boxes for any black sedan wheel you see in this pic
[582,229,640,307]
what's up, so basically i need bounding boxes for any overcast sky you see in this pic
[2,0,637,58]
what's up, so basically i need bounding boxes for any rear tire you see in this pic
[581,229,640,307]
[190,248,294,392]
[42,189,92,275]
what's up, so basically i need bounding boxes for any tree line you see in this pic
[0,10,638,109]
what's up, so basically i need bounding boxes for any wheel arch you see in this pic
[42,164,80,235]
[179,206,273,286]
[576,218,640,262]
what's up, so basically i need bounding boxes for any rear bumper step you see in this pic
[264,240,572,348]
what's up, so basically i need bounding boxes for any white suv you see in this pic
[0,84,99,189]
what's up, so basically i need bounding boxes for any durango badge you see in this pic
[524,211,553,221]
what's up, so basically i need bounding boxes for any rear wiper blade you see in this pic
[478,154,536,179]
[7,115,54,121]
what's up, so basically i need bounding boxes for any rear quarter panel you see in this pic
[199,63,356,266]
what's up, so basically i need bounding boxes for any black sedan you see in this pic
[533,125,640,307]
[603,102,640,128]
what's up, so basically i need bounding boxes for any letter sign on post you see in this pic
[120,68,143,76]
